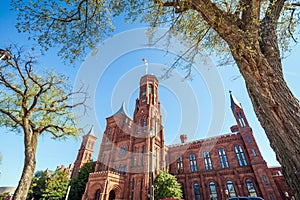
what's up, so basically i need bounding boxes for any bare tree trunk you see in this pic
[13,131,38,200]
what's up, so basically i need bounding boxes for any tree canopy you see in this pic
[0,47,87,200]
[43,170,70,199]
[27,169,70,200]
[10,0,300,198]
[68,162,96,200]
[153,170,183,200]
[27,170,47,200]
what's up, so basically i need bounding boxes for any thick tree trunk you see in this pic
[13,131,38,200]
[230,43,300,199]
[190,0,300,195]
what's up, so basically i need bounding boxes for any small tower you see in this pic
[71,126,97,178]
[230,91,249,129]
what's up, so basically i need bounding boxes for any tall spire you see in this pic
[230,90,242,110]
[87,125,95,137]
[229,91,249,128]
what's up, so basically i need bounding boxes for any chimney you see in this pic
[180,134,187,144]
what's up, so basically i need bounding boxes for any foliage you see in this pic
[43,170,70,199]
[10,0,300,64]
[27,169,70,200]
[153,170,182,200]
[0,47,87,199]
[0,192,10,200]
[68,162,96,200]
[27,170,47,200]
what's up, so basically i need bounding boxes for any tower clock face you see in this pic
[119,145,128,156]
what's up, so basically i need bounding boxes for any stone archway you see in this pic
[108,190,116,200]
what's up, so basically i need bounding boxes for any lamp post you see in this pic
[149,128,155,200]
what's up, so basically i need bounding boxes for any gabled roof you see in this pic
[229,91,242,110]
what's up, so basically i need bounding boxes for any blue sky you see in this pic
[1,0,300,187]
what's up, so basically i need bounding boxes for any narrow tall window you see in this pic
[189,154,197,172]
[234,145,247,166]
[141,145,145,166]
[226,180,236,197]
[247,135,251,143]
[262,175,269,186]
[118,164,122,174]
[218,148,229,168]
[177,155,184,173]
[133,147,137,167]
[209,182,218,200]
[193,182,201,200]
[123,165,126,175]
[143,116,147,132]
[246,179,257,197]
[148,85,153,94]
[137,119,141,134]
[252,149,257,157]
[237,112,246,127]
[204,151,213,170]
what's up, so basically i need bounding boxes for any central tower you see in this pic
[132,74,165,199]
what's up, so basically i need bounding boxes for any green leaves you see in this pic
[68,162,96,200]
[153,170,183,200]
[0,47,87,138]
[27,169,70,200]
[43,170,70,199]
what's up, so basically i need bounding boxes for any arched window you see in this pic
[209,182,218,200]
[226,180,236,197]
[193,182,201,200]
[218,148,229,168]
[204,151,213,170]
[177,155,183,173]
[245,179,257,197]
[234,145,248,166]
[189,154,197,172]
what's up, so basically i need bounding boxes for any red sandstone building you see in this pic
[73,73,292,200]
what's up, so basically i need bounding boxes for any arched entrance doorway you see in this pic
[108,190,116,200]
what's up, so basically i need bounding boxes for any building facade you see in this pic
[81,74,292,200]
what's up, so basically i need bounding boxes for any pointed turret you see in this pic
[113,101,130,117]
[230,91,249,128]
